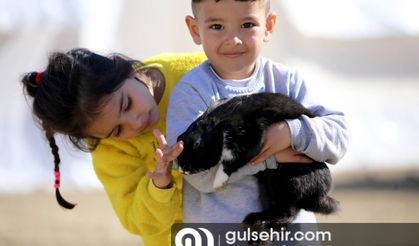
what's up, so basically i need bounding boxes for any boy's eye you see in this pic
[209,24,223,30]
[241,22,256,28]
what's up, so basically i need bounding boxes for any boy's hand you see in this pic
[147,129,184,189]
[250,122,291,165]
[274,147,313,163]
[250,122,312,165]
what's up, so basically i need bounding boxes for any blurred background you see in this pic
[1,0,418,245]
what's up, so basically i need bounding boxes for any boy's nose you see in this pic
[225,32,243,46]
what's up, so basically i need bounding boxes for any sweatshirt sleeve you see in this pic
[283,70,350,164]
[91,139,181,237]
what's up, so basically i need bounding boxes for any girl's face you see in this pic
[187,0,276,80]
[85,76,159,140]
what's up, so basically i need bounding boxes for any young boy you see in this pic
[167,0,349,223]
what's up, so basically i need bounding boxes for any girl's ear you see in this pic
[185,15,202,45]
[264,11,277,42]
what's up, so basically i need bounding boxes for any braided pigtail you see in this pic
[21,48,135,209]
[46,131,76,209]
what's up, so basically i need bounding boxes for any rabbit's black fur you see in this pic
[177,92,339,236]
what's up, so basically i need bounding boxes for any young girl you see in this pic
[21,48,206,246]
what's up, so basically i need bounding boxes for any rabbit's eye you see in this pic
[193,138,201,149]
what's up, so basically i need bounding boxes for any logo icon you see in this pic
[175,227,215,246]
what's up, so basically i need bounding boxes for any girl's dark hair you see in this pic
[21,48,141,209]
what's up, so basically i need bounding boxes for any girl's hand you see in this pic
[146,129,184,189]
[250,122,292,165]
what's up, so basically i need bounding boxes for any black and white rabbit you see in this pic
[176,92,339,231]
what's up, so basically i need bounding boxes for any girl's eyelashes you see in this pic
[114,125,121,137]
[111,96,131,138]
[125,96,132,112]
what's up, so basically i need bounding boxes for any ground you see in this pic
[1,172,418,246]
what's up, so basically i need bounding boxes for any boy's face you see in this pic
[186,0,276,80]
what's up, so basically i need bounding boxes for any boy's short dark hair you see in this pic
[191,0,270,17]
[192,0,264,2]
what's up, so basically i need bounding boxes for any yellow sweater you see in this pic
[92,53,206,246]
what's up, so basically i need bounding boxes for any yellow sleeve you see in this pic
[142,52,207,90]
[92,136,181,244]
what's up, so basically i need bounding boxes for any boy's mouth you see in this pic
[222,51,244,58]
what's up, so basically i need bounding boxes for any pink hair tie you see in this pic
[54,171,61,189]
[35,71,43,85]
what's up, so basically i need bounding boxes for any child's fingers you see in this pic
[250,146,272,165]
[275,148,314,163]
[152,145,175,188]
[152,129,184,161]
[146,171,155,180]
[155,145,183,170]
[155,148,168,170]
[153,129,168,148]
[161,142,184,163]
[170,141,184,159]
[294,154,314,163]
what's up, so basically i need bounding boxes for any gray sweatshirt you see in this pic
[167,56,349,223]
